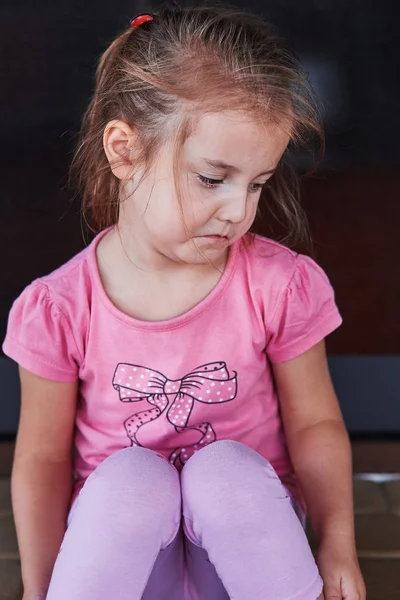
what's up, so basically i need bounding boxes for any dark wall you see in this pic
[1,0,399,354]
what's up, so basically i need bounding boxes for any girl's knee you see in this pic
[184,440,275,475]
[182,441,289,525]
[182,440,281,494]
[81,446,180,513]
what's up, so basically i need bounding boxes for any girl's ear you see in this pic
[103,120,138,180]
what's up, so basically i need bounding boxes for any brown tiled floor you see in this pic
[1,443,400,599]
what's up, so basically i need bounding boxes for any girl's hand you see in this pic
[317,538,366,600]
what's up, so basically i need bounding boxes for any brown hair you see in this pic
[71,4,323,249]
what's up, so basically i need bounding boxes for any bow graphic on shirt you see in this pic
[113,361,237,466]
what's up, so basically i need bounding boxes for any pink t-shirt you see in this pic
[3,230,342,509]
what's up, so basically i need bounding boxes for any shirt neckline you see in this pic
[86,227,241,331]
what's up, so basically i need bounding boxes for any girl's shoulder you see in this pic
[239,233,326,290]
[38,242,94,308]
[3,233,104,381]
[238,234,342,363]
[2,236,101,381]
[243,233,298,263]
[25,227,107,315]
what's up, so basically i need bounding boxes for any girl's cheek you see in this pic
[182,196,209,223]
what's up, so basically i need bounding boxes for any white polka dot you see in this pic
[133,368,137,371]
[121,368,125,372]
[127,383,131,387]
[145,369,149,372]
[219,399,224,402]
[221,382,224,385]
[129,376,132,380]
[200,440,204,444]
[210,375,214,379]
[200,379,204,383]
[171,453,176,459]
[143,388,146,392]
[183,454,188,460]
[228,387,232,391]
[230,396,234,399]
[140,375,144,379]
[182,448,186,452]
[136,383,140,388]
[207,390,210,394]
[118,379,121,383]
[179,410,182,414]
[217,391,220,395]
[211,383,215,387]
[199,397,202,400]
[208,399,212,403]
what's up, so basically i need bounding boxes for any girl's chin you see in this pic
[190,245,229,265]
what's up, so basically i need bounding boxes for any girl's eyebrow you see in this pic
[201,158,276,177]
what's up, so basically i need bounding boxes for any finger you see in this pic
[341,575,366,600]
[323,582,342,600]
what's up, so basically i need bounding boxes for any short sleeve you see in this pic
[267,255,342,363]
[2,281,81,381]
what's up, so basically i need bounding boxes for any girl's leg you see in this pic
[46,447,183,600]
[183,536,230,600]
[181,440,323,600]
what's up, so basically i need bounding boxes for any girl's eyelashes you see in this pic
[197,174,267,193]
[197,174,223,187]
[248,183,265,193]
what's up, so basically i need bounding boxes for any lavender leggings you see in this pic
[46,441,323,600]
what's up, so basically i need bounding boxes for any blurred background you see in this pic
[0,2,400,598]
[1,0,399,436]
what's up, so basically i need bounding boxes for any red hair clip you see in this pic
[130,14,154,29]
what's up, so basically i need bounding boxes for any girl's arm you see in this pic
[272,340,353,542]
[272,340,365,600]
[12,367,78,600]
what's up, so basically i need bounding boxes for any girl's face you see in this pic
[119,111,290,268]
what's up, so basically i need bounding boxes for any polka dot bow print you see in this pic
[113,362,238,465]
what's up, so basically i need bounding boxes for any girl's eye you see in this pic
[197,175,267,192]
[197,174,223,187]
[249,183,266,193]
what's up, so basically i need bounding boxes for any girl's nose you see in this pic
[218,191,247,224]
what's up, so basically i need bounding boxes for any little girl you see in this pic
[3,5,365,600]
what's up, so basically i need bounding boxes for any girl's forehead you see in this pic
[184,111,290,169]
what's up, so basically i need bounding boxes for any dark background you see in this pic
[1,1,399,434]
